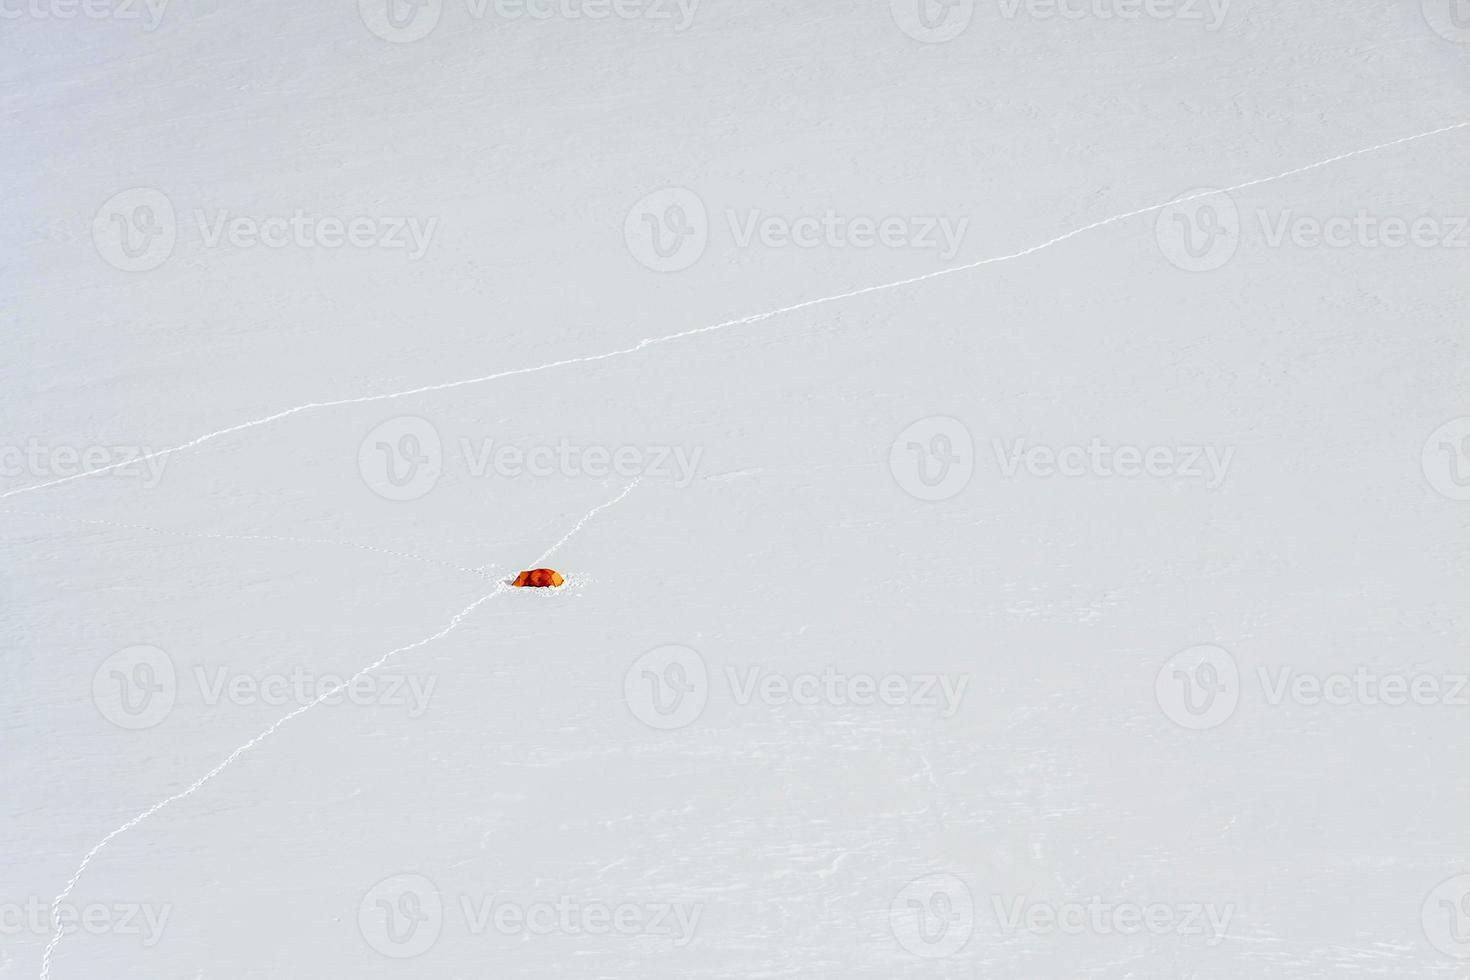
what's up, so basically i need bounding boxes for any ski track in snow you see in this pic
[24,117,1470,980]
[3,120,1466,507]
[0,509,494,579]
[36,478,642,980]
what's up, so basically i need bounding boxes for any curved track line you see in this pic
[38,479,641,980]
[5,121,1465,505]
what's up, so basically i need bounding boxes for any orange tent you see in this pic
[512,568,565,588]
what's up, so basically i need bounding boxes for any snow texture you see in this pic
[4,1,1470,978]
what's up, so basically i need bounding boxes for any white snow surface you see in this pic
[4,1,1470,978]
